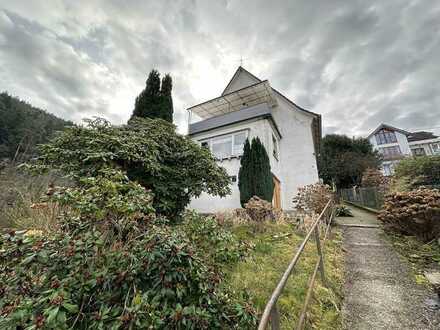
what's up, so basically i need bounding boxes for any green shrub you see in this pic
[378,188,440,241]
[181,212,251,266]
[335,205,353,217]
[0,225,256,329]
[0,127,256,329]
[394,155,440,188]
[0,170,256,329]
[31,117,230,218]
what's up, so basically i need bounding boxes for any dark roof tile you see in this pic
[407,131,438,142]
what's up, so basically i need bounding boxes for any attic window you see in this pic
[375,129,397,145]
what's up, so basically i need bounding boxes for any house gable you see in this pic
[221,66,261,95]
[367,123,410,140]
[219,66,321,155]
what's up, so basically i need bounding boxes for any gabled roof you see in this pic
[218,67,322,155]
[221,66,320,119]
[367,123,411,139]
[407,131,438,142]
[221,66,261,96]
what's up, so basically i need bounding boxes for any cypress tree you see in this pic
[130,70,174,123]
[160,74,173,122]
[238,137,274,206]
[131,70,161,120]
[238,139,252,206]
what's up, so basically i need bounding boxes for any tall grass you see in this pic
[0,162,64,231]
[224,222,344,329]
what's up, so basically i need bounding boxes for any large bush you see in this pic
[0,117,257,329]
[0,168,255,329]
[32,117,230,218]
[378,188,440,241]
[394,155,440,189]
[0,225,255,329]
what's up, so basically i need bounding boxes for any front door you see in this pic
[272,175,281,209]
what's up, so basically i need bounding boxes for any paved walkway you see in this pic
[337,206,440,330]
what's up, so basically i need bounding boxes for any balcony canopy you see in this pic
[187,80,277,119]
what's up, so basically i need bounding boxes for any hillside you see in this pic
[0,92,72,161]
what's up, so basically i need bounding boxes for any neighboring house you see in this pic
[187,66,321,213]
[367,123,440,176]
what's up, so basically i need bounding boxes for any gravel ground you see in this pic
[339,207,440,330]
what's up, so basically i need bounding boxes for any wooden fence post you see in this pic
[314,226,326,286]
[270,304,281,330]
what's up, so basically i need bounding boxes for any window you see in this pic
[375,129,397,145]
[199,130,248,159]
[432,142,440,155]
[412,147,426,157]
[272,134,279,160]
[211,135,232,159]
[378,146,401,157]
[233,132,247,155]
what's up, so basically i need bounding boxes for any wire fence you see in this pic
[339,187,384,210]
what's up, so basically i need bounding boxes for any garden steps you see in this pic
[338,206,440,330]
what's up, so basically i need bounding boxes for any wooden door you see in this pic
[272,175,281,209]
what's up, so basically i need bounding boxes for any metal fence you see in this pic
[339,187,384,210]
[257,199,335,330]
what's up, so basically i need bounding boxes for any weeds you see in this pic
[0,164,65,231]
[224,222,344,329]
[387,233,440,282]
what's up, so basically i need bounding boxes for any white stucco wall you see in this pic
[188,117,281,213]
[188,102,319,212]
[271,95,319,210]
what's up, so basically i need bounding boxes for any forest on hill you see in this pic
[0,92,72,162]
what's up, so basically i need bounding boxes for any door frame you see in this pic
[272,174,281,209]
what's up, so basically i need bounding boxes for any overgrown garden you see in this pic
[0,116,343,329]
[0,117,257,329]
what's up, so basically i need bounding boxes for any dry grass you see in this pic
[386,233,440,285]
[0,164,64,231]
[224,222,344,329]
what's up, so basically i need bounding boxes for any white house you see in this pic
[187,67,321,213]
[367,123,440,176]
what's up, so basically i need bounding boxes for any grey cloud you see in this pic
[0,0,439,136]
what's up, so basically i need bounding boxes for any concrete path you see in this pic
[337,206,440,330]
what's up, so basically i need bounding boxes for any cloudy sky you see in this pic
[0,0,439,136]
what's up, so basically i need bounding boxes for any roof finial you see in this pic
[239,55,247,67]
